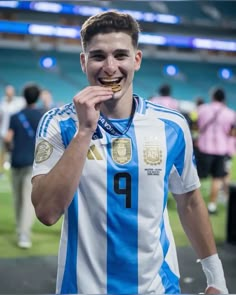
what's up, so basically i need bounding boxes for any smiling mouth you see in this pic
[99,78,122,93]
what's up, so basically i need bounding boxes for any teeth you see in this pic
[100,78,119,84]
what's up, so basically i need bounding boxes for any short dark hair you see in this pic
[159,84,171,96]
[212,88,225,102]
[195,97,205,106]
[80,10,140,51]
[23,83,41,105]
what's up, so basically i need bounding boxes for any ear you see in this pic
[80,52,86,73]
[134,50,142,72]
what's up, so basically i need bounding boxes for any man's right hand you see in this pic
[73,86,113,135]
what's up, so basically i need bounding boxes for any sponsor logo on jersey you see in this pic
[35,140,53,163]
[87,144,103,160]
[143,137,163,165]
[112,138,131,164]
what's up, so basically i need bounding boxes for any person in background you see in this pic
[197,87,236,214]
[218,125,236,204]
[4,83,43,249]
[31,11,227,294]
[188,97,205,152]
[0,85,25,172]
[39,89,55,113]
[149,83,179,110]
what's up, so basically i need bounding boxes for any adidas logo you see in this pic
[87,144,103,160]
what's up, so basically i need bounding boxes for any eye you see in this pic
[115,53,128,60]
[92,54,104,61]
[90,54,105,61]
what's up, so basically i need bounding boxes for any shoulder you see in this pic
[146,99,185,121]
[198,103,210,113]
[225,106,236,119]
[146,99,189,133]
[10,111,19,120]
[40,103,76,121]
[37,103,77,136]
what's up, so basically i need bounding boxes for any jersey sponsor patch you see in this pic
[35,140,53,163]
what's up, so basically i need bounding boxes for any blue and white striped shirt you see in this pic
[33,95,200,294]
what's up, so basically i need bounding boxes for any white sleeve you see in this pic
[168,118,200,194]
[32,112,65,178]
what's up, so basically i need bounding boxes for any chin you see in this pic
[111,91,121,99]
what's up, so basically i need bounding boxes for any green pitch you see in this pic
[0,163,232,258]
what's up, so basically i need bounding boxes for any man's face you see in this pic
[80,32,142,99]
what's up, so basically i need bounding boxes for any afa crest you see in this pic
[112,138,132,165]
[144,138,163,165]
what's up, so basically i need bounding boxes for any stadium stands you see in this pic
[0,48,235,108]
[0,1,235,108]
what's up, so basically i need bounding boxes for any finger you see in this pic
[74,86,113,101]
[95,102,101,111]
[75,92,113,107]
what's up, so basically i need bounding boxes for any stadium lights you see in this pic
[39,56,57,69]
[164,65,178,76]
[218,68,233,80]
[0,1,180,24]
[28,24,79,38]
[0,1,18,8]
[193,38,236,52]
[0,20,236,52]
[31,2,62,13]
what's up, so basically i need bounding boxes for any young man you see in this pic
[5,83,42,248]
[31,11,228,294]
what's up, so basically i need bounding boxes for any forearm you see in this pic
[175,189,217,258]
[175,190,228,293]
[32,131,92,225]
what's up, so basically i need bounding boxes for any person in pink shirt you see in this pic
[219,135,236,203]
[197,87,236,214]
[149,84,179,110]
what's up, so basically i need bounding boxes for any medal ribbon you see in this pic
[92,95,138,140]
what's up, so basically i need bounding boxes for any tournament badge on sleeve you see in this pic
[35,140,53,163]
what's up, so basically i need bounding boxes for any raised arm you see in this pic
[31,86,113,226]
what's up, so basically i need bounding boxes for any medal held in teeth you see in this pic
[102,78,122,93]
[103,83,121,93]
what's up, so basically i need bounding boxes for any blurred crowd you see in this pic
[0,83,57,249]
[149,83,236,215]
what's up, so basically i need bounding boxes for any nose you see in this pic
[103,56,116,76]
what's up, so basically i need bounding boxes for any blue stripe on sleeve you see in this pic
[38,108,59,137]
[162,119,185,176]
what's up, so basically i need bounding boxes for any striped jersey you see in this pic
[32,95,200,294]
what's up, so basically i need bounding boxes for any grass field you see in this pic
[0,163,233,258]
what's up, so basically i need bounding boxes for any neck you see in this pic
[26,103,36,109]
[101,94,133,119]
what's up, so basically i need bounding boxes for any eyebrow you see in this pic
[88,49,130,56]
